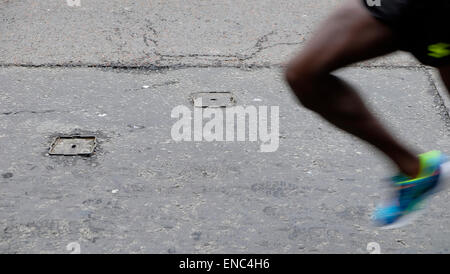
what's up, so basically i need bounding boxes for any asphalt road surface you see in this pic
[1,0,450,253]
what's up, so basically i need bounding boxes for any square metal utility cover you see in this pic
[190,92,236,108]
[49,136,97,156]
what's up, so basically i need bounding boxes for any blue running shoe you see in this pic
[372,150,449,228]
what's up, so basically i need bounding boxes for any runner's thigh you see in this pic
[287,0,398,75]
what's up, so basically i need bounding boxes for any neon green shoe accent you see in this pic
[395,150,442,185]
[428,43,450,58]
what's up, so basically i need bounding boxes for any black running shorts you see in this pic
[362,0,450,67]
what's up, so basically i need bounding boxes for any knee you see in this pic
[284,62,321,110]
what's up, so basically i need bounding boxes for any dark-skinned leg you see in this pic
[439,65,450,93]
[285,0,420,177]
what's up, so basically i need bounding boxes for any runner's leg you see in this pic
[439,65,450,93]
[285,0,420,177]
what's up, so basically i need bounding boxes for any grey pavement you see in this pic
[1,0,450,254]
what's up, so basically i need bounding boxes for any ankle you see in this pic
[399,156,420,178]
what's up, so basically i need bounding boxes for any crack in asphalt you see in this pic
[1,109,58,116]
[0,27,428,72]
[0,31,307,70]
[424,68,450,132]
[0,62,280,70]
[152,31,305,63]
[0,63,426,71]
[1,26,447,118]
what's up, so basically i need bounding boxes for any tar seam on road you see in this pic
[1,62,448,122]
